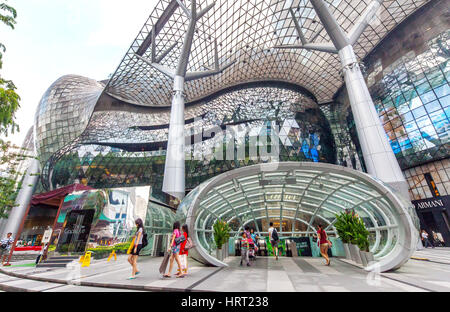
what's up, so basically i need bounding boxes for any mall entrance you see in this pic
[177,162,418,272]
[56,209,95,254]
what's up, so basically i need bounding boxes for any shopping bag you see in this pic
[180,254,187,271]
[127,238,135,255]
[159,252,170,274]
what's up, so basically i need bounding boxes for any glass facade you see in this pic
[39,83,336,198]
[141,199,176,255]
[404,159,450,200]
[106,0,428,107]
[320,102,364,171]
[369,30,450,170]
[34,75,104,166]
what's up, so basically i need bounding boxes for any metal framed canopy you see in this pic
[177,162,419,272]
[105,0,430,107]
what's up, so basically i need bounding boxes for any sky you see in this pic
[0,0,158,147]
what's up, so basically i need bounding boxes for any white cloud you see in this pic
[0,0,158,147]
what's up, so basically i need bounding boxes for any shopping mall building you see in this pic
[1,0,449,272]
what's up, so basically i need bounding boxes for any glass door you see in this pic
[56,209,95,254]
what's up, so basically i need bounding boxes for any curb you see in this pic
[0,283,38,293]
[0,267,218,293]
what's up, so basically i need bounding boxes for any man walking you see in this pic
[421,230,434,248]
[0,233,14,266]
[268,222,279,260]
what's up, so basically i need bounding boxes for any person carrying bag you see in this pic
[163,221,185,278]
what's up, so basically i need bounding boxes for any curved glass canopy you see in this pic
[177,162,418,272]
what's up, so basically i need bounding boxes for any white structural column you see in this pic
[339,46,408,196]
[276,0,409,198]
[2,157,40,237]
[163,75,187,199]
[136,0,235,200]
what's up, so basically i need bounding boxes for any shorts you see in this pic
[171,245,180,255]
[0,248,10,257]
[271,240,279,248]
[131,244,143,256]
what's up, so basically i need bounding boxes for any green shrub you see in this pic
[335,211,370,251]
[87,242,132,259]
[213,220,231,250]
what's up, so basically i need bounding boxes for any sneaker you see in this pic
[247,263,251,267]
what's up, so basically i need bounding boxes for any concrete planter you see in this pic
[349,244,363,264]
[216,243,228,261]
[360,250,368,267]
[348,243,357,262]
[363,251,375,265]
[216,248,224,261]
[343,243,351,260]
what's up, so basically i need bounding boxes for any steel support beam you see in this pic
[135,0,237,200]
[276,0,409,199]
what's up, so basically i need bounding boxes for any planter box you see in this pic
[362,251,375,265]
[216,248,223,261]
[349,244,363,264]
[216,243,228,261]
[360,250,368,267]
[343,243,351,260]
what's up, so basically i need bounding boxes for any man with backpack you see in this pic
[0,233,14,266]
[268,223,279,260]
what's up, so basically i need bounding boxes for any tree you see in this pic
[0,140,28,218]
[0,1,23,218]
[0,1,20,136]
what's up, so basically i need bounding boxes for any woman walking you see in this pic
[164,221,185,278]
[128,218,144,279]
[317,224,331,266]
[178,224,189,276]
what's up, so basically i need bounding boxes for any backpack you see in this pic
[142,232,148,248]
[272,228,279,241]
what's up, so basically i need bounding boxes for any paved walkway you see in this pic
[412,247,450,264]
[1,250,449,292]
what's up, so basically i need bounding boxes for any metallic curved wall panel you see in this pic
[42,84,336,192]
[35,75,105,167]
[176,162,418,272]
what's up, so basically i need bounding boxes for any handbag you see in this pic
[175,234,186,245]
[184,237,195,250]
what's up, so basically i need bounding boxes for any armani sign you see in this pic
[412,195,450,211]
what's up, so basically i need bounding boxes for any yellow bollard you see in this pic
[107,250,117,262]
[81,251,92,267]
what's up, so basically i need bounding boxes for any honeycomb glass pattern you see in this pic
[369,31,450,169]
[45,84,336,193]
[35,75,105,165]
[320,102,364,171]
[105,0,429,107]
